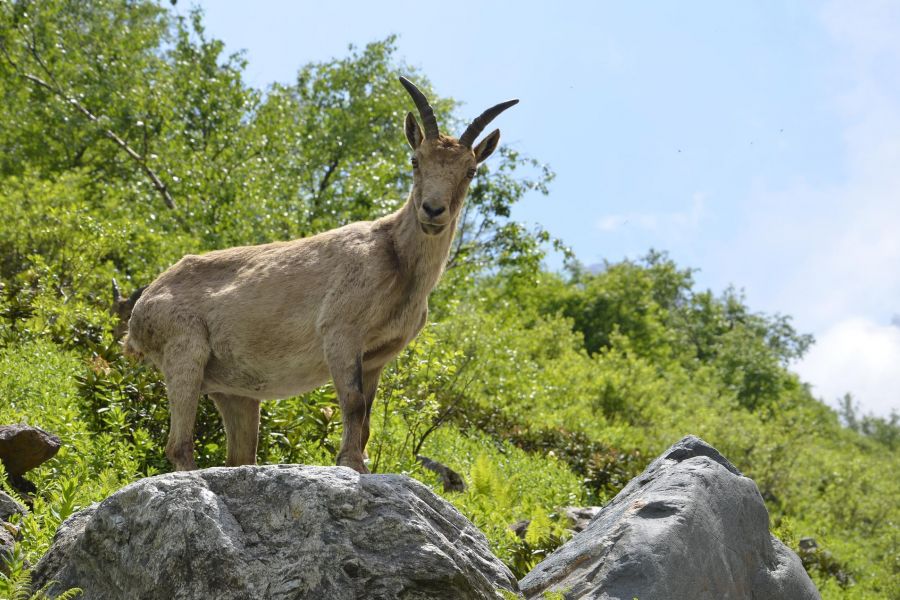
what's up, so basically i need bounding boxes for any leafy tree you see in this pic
[839,394,900,451]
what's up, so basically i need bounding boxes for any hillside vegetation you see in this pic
[1,2,897,598]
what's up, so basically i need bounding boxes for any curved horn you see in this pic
[459,99,519,148]
[399,76,439,140]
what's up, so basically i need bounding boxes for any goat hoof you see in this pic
[337,455,370,474]
[166,440,196,471]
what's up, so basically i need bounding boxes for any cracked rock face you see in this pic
[519,436,821,600]
[33,466,517,600]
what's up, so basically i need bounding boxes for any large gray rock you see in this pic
[519,436,821,600]
[33,465,518,599]
[0,424,61,476]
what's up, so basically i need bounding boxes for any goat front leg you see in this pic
[325,338,369,474]
[357,313,425,463]
[360,365,384,459]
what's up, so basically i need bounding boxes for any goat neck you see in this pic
[385,190,457,297]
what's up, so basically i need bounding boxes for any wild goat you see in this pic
[122,77,518,473]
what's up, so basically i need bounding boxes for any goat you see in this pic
[122,77,518,473]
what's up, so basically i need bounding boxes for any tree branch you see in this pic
[317,155,341,197]
[1,43,176,209]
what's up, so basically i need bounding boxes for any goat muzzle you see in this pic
[419,221,447,236]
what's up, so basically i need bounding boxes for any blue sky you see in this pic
[192,1,900,417]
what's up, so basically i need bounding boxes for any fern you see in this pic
[0,568,82,600]
[525,506,552,547]
[470,453,495,497]
[48,477,80,525]
[0,546,81,600]
[0,464,26,509]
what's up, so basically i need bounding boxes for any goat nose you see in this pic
[422,202,446,218]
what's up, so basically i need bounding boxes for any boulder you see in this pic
[0,523,14,575]
[33,465,518,599]
[0,491,26,575]
[0,425,61,476]
[519,436,821,600]
[0,490,26,522]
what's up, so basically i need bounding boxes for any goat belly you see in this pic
[201,353,331,401]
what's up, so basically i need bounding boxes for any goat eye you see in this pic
[411,157,418,169]
[466,167,476,179]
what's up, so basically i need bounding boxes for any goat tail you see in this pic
[112,279,147,358]
[121,335,144,360]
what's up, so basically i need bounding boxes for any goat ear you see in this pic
[405,112,424,149]
[473,129,500,163]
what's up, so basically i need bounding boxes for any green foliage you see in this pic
[838,394,900,451]
[0,3,896,599]
[413,428,582,578]
[0,340,151,599]
[0,550,82,600]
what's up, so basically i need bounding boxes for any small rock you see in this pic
[509,519,530,539]
[0,425,61,476]
[0,523,14,575]
[0,490,26,522]
[799,537,818,552]
[561,506,600,534]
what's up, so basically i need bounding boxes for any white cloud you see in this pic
[596,193,705,233]
[794,317,900,417]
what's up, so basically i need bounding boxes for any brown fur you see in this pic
[124,114,505,473]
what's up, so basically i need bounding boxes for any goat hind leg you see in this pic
[211,393,261,466]
[162,335,209,471]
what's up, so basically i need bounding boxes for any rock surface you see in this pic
[1,490,26,574]
[33,465,518,600]
[519,436,821,600]
[0,424,61,476]
[0,524,14,575]
[0,490,26,522]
